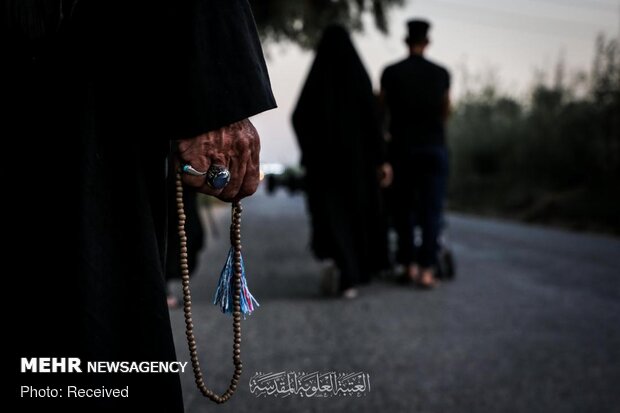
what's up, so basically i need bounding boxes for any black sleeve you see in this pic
[366,92,387,166]
[3,0,276,140]
[175,0,277,138]
[78,0,277,140]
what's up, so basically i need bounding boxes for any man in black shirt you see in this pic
[380,19,450,288]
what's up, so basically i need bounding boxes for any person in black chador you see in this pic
[380,19,451,289]
[4,1,275,411]
[293,25,392,299]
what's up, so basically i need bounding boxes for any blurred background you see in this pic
[251,0,619,232]
[171,1,620,412]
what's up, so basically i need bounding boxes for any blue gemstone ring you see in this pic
[206,164,231,189]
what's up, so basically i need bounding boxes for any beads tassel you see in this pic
[176,172,246,404]
[213,247,259,315]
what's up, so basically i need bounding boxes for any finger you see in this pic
[218,156,247,202]
[237,151,260,200]
[197,183,223,198]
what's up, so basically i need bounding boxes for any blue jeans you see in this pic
[392,145,448,268]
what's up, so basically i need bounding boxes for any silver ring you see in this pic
[206,165,231,189]
[182,164,207,176]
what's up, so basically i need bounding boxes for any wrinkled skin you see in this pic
[177,119,261,201]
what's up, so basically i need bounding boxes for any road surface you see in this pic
[169,189,620,413]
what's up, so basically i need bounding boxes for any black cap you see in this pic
[406,19,430,45]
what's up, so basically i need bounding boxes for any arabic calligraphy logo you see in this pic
[249,371,370,398]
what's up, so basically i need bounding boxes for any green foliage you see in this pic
[249,0,404,48]
[448,35,620,233]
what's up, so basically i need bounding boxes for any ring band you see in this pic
[182,164,208,176]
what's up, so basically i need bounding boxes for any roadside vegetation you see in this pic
[448,35,619,234]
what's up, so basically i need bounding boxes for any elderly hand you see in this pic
[177,119,261,201]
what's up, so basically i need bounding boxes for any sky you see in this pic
[252,0,620,165]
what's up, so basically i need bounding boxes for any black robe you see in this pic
[3,1,275,411]
[292,25,387,291]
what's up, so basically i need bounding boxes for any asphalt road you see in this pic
[169,188,620,413]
